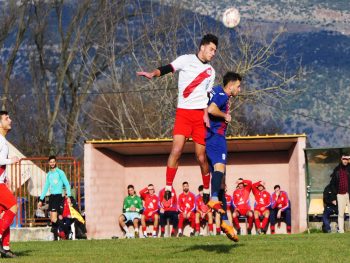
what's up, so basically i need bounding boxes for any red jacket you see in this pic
[178,192,196,213]
[252,181,271,209]
[225,193,233,209]
[140,187,159,215]
[271,190,289,211]
[159,188,177,212]
[233,180,252,209]
[195,194,210,213]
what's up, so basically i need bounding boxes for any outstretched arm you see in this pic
[137,64,174,80]
[136,69,161,79]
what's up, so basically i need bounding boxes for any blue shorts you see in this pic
[123,212,141,222]
[206,133,227,169]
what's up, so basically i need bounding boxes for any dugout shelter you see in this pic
[84,134,307,239]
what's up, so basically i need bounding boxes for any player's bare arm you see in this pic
[203,108,210,128]
[136,69,160,79]
[137,64,174,79]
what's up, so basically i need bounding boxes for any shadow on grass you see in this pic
[181,243,243,254]
[8,249,33,257]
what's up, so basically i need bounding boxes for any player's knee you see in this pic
[119,215,126,223]
[169,148,182,160]
[195,152,207,165]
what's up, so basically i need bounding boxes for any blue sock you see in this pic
[211,171,224,198]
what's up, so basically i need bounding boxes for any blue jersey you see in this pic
[207,85,229,136]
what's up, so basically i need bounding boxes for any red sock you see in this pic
[178,214,184,229]
[232,217,240,229]
[166,166,177,186]
[195,223,200,232]
[254,218,261,229]
[171,228,175,234]
[208,223,213,232]
[261,217,269,230]
[2,227,10,248]
[161,227,165,233]
[0,210,16,235]
[287,226,291,234]
[202,173,210,189]
[216,227,221,234]
[190,215,196,229]
[270,225,275,234]
[142,226,147,232]
[247,216,254,229]
[153,226,158,232]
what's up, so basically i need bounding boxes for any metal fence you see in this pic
[9,157,81,227]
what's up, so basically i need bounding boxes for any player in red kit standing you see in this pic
[195,185,214,236]
[270,185,291,234]
[177,182,196,237]
[232,178,254,235]
[0,111,20,258]
[137,34,219,203]
[159,187,178,237]
[139,184,159,238]
[252,181,271,234]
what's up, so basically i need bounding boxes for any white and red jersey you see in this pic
[159,188,177,212]
[271,190,289,211]
[178,191,196,213]
[171,54,215,109]
[233,180,252,209]
[252,181,271,210]
[140,188,159,215]
[0,135,12,184]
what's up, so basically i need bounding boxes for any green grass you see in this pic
[2,233,350,263]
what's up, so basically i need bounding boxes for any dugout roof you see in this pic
[85,134,306,156]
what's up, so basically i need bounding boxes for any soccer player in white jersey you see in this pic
[0,111,19,258]
[137,34,218,202]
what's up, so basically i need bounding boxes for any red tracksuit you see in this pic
[178,192,196,230]
[140,188,159,221]
[195,194,213,232]
[232,180,253,230]
[252,181,271,231]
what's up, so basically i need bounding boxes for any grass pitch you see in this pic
[2,233,350,263]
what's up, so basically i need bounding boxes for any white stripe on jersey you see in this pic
[171,54,215,109]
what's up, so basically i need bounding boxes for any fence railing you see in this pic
[9,157,81,227]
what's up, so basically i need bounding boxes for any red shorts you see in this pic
[235,207,252,216]
[144,212,157,222]
[254,207,269,215]
[0,184,16,209]
[173,108,206,145]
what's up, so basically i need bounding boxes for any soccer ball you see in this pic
[222,7,240,28]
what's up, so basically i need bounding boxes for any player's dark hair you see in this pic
[274,185,280,190]
[198,185,204,191]
[200,34,218,48]
[0,111,9,117]
[223,72,242,87]
[127,184,134,189]
[148,184,154,187]
[183,181,189,186]
[48,155,56,161]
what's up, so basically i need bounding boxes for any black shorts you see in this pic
[49,194,63,212]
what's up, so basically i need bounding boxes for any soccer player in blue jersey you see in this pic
[206,72,242,242]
